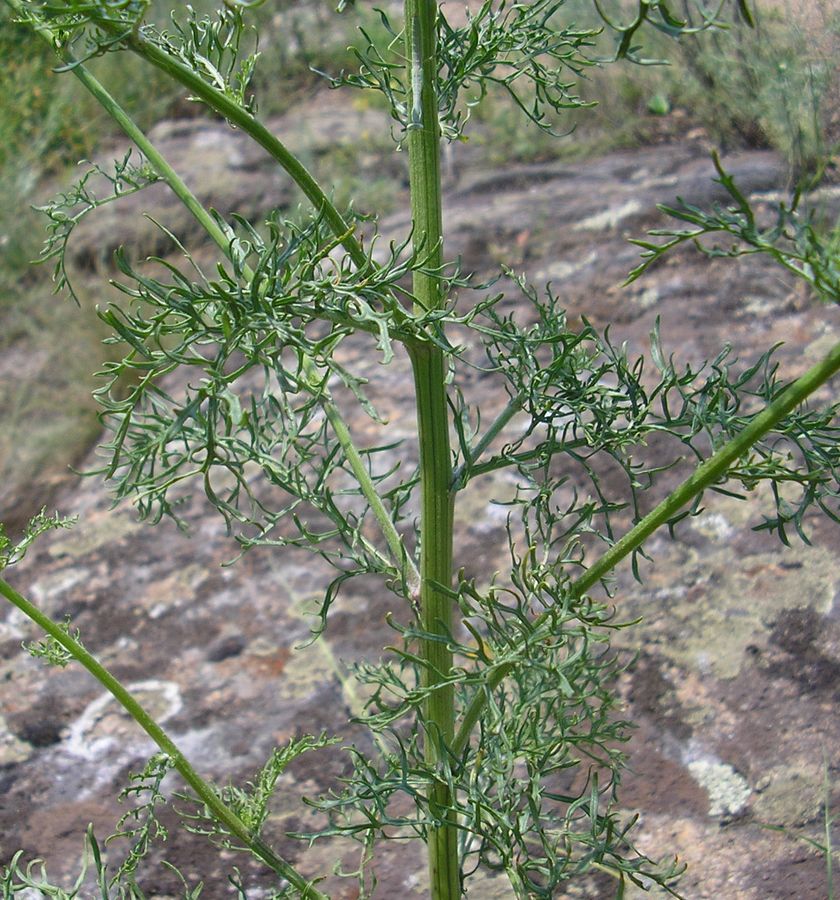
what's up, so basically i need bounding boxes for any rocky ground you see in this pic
[1,93,839,898]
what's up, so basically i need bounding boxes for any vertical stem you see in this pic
[403,1,460,896]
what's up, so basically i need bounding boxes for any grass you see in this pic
[667,0,840,181]
[0,164,110,538]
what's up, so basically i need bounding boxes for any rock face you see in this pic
[2,108,840,899]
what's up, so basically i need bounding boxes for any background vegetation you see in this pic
[0,0,838,532]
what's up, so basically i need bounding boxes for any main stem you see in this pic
[404,1,460,897]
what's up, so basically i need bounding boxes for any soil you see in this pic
[1,91,839,899]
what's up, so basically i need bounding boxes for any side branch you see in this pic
[123,31,368,268]
[15,13,420,609]
[0,576,328,900]
[454,338,840,755]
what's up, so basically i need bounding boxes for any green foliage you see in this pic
[144,3,259,113]
[0,2,215,533]
[108,753,174,887]
[179,733,339,845]
[2,1,840,898]
[0,758,199,899]
[0,2,182,176]
[471,0,840,172]
[90,211,422,530]
[0,508,77,570]
[0,510,81,667]
[1,832,101,900]
[24,613,83,667]
[37,151,161,302]
[628,151,840,299]
[0,11,95,178]
[646,92,669,115]
[312,571,684,897]
[328,0,601,140]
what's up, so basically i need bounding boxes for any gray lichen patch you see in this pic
[687,759,751,819]
[533,249,598,283]
[28,566,90,605]
[625,523,837,680]
[573,198,642,230]
[631,285,661,311]
[691,512,735,542]
[453,467,520,539]
[246,637,333,703]
[47,508,142,559]
[136,562,208,618]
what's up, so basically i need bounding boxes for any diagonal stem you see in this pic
[453,338,840,756]
[122,28,368,268]
[450,391,525,491]
[0,576,328,900]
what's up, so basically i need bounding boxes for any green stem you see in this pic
[453,338,840,756]
[450,392,524,491]
[117,16,425,343]
[465,439,588,481]
[0,577,327,900]
[17,15,417,599]
[824,756,835,899]
[404,0,460,896]
[3,16,417,884]
[121,30,368,269]
[321,398,421,595]
[449,395,591,491]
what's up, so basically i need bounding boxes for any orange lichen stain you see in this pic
[244,646,291,677]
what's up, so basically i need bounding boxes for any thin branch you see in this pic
[451,391,524,491]
[453,337,840,755]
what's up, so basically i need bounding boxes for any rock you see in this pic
[4,126,840,898]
